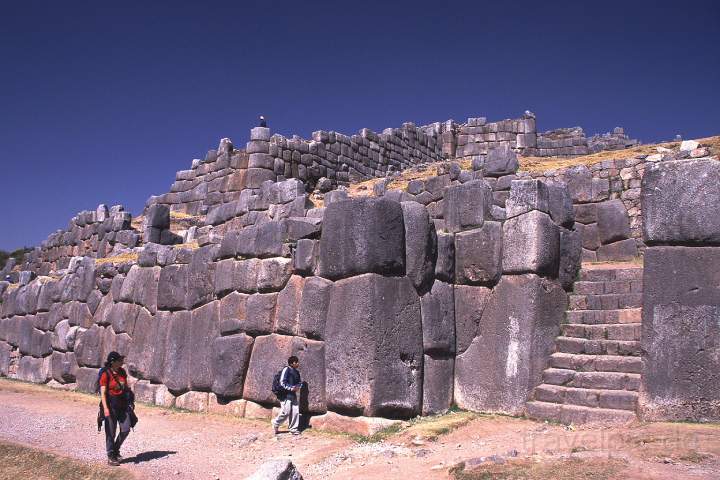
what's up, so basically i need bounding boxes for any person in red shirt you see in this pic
[100,351,134,466]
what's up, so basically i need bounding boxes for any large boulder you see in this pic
[50,351,79,383]
[505,179,550,219]
[16,355,49,383]
[422,355,454,415]
[547,183,575,228]
[187,301,220,391]
[443,180,492,233]
[210,333,254,398]
[59,257,96,303]
[126,309,167,383]
[325,274,422,418]
[243,334,326,413]
[420,281,455,355]
[118,266,161,314]
[484,144,519,177]
[558,228,582,291]
[318,198,405,280]
[274,276,305,335]
[74,325,105,368]
[642,159,720,244]
[502,211,560,277]
[454,274,566,415]
[435,232,455,283]
[454,222,503,286]
[454,285,492,354]
[400,202,437,294]
[247,459,304,480]
[157,264,192,311]
[641,246,720,421]
[596,199,631,244]
[297,277,333,340]
[162,311,193,393]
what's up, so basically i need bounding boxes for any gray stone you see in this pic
[505,180,550,219]
[218,291,248,335]
[502,211,560,277]
[274,276,304,335]
[157,264,192,311]
[573,203,597,224]
[642,159,720,244]
[400,202,437,294]
[244,293,277,335]
[435,232,455,283]
[454,285,492,354]
[420,281,455,354]
[547,183,575,228]
[145,204,170,229]
[596,199,631,244]
[250,127,271,141]
[0,342,11,376]
[118,266,161,314]
[326,274,422,418]
[596,238,638,261]
[17,355,49,383]
[455,274,566,414]
[298,277,333,340]
[162,311,193,393]
[577,222,601,251]
[324,189,348,205]
[74,325,105,368]
[50,351,79,383]
[247,458,304,480]
[188,301,220,391]
[127,309,167,383]
[293,239,317,275]
[257,258,293,292]
[108,302,142,336]
[559,228,582,291]
[484,144,519,177]
[211,333,254,398]
[443,180,492,233]
[642,246,720,421]
[422,355,454,415]
[454,222,503,286]
[318,198,405,280]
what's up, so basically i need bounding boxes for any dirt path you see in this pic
[1,379,719,479]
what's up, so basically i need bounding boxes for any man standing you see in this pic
[272,356,301,435]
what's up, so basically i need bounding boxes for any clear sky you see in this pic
[1,0,719,251]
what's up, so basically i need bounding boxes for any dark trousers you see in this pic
[104,404,131,457]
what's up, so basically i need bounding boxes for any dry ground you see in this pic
[1,379,719,479]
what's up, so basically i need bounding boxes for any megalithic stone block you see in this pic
[318,198,405,280]
[596,199,631,244]
[454,222,503,286]
[502,210,560,277]
[400,201,437,294]
[505,179,550,219]
[443,180,492,233]
[210,333,254,398]
[325,274,422,418]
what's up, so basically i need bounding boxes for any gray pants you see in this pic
[272,397,300,433]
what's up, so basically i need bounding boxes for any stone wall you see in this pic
[0,161,579,419]
[640,157,720,422]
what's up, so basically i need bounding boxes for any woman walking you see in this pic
[100,351,136,466]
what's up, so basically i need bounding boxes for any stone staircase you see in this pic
[526,263,643,424]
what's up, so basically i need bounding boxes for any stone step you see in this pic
[542,368,640,391]
[526,401,637,425]
[555,336,641,356]
[534,384,638,411]
[561,323,641,341]
[579,267,643,282]
[565,308,641,325]
[568,293,642,311]
[549,352,642,374]
[573,279,643,295]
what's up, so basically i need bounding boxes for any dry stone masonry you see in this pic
[1,114,717,427]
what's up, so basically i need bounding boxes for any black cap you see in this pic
[106,351,124,363]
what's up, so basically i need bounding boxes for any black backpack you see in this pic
[271,368,286,399]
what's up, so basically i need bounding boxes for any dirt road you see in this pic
[1,379,719,479]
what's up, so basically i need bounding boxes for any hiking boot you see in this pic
[114,453,124,462]
[107,457,120,467]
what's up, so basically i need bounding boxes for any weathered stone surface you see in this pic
[293,239,317,275]
[642,159,720,244]
[443,180,492,233]
[505,179,550,219]
[208,395,246,417]
[559,228,582,291]
[502,211,559,277]
[421,281,455,354]
[547,183,575,228]
[573,203,597,224]
[311,411,401,436]
[157,264,192,310]
[596,199,631,244]
[318,198,405,280]
[577,222,601,251]
[641,246,720,421]
[59,257,95,303]
[484,144,519,177]
[274,276,304,335]
[17,355,49,383]
[247,459,304,480]
[74,325,104,368]
[50,351,79,383]
[118,266,161,314]
[454,285,492,354]
[326,274,422,418]
[108,302,142,336]
[596,238,638,261]
[127,309,167,383]
[454,222,503,286]
[244,293,277,335]
[422,355,454,415]
[162,311,193,393]
[297,277,332,340]
[145,204,170,229]
[400,202,437,294]
[257,258,293,292]
[187,301,220,391]
[455,274,566,414]
[244,334,326,412]
[186,245,217,308]
[218,291,247,335]
[435,232,455,283]
[175,391,209,412]
[211,333,254,398]
[0,342,11,376]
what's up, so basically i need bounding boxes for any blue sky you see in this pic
[1,0,719,250]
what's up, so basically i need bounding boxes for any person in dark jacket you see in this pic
[100,351,135,465]
[259,115,267,128]
[271,356,301,435]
